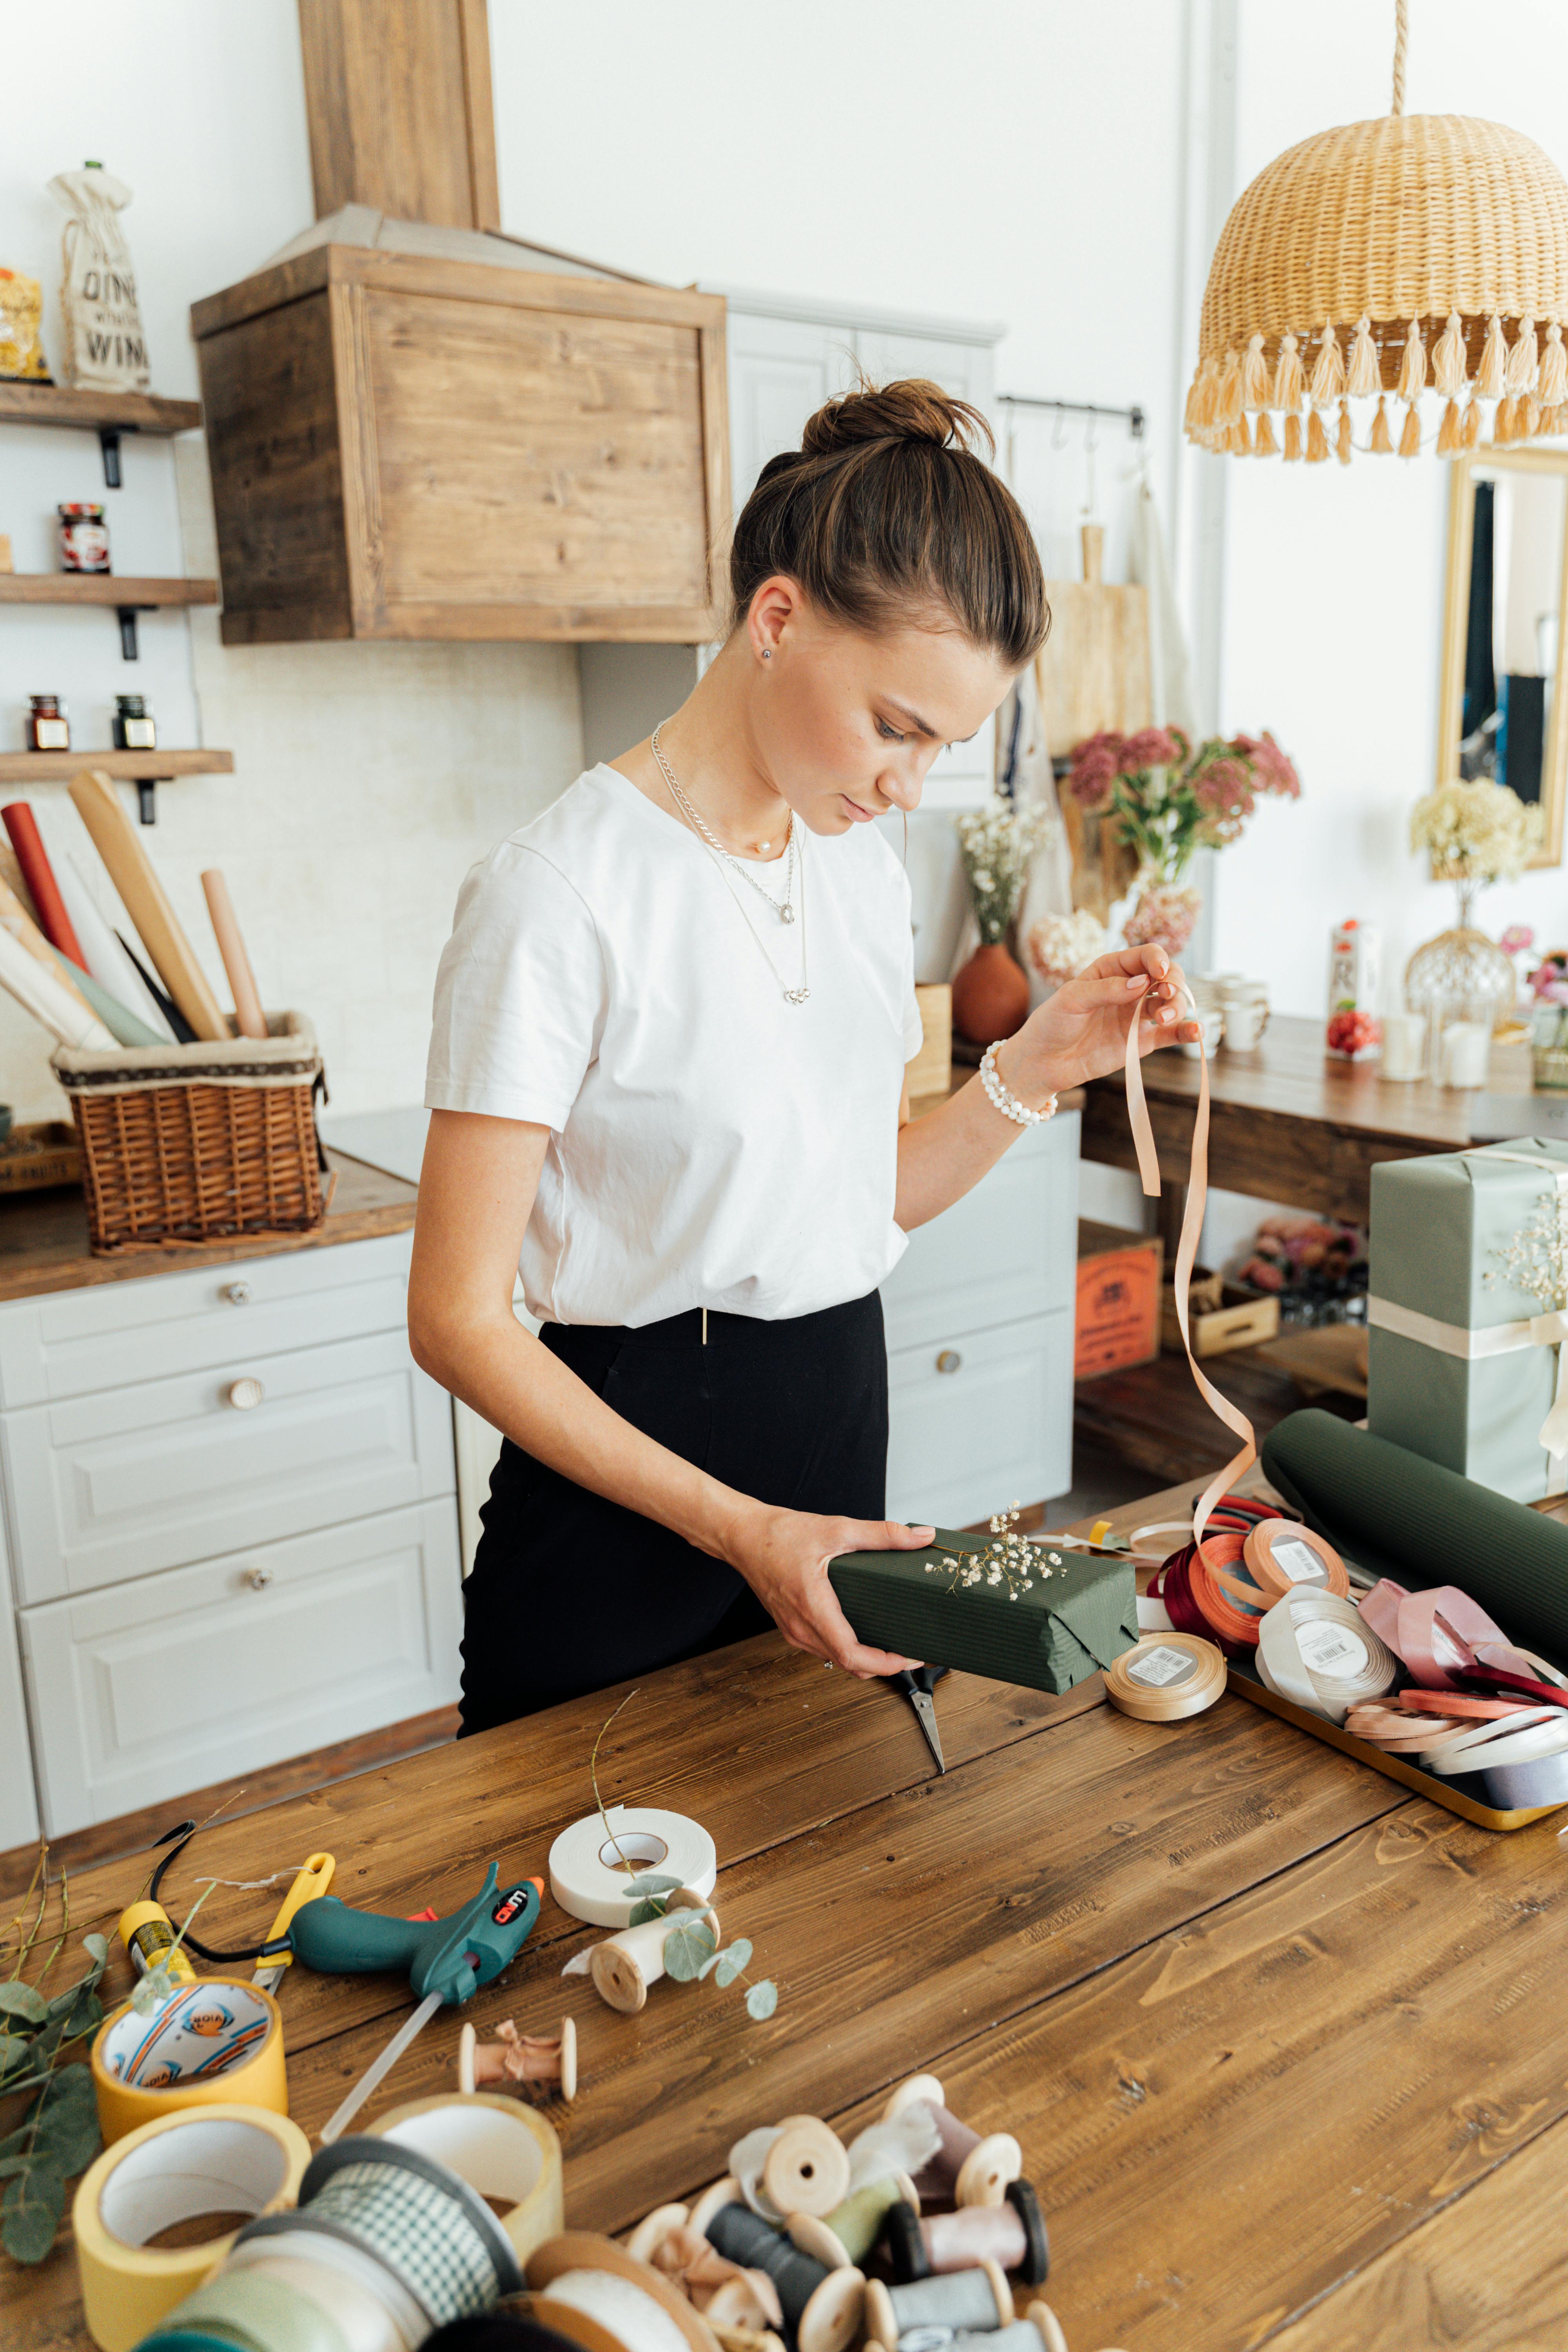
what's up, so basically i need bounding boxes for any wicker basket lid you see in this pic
[1185,4,1568,461]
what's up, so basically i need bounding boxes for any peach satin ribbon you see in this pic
[1124,1006,1256,1547]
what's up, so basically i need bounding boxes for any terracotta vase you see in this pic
[952,942,1031,1045]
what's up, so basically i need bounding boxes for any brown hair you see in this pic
[729,378,1048,668]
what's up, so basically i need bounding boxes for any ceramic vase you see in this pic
[952,942,1031,1045]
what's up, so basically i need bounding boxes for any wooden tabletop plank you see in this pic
[1263,2102,1568,2350]
[908,1800,1568,2352]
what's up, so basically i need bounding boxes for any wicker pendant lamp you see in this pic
[1187,0,1568,462]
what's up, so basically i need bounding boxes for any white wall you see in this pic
[1213,0,1568,1016]
[0,0,581,1124]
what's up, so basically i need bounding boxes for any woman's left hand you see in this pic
[1004,944,1201,1098]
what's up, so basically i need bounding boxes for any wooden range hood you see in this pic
[191,0,730,646]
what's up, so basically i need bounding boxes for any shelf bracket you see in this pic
[116,606,140,661]
[136,777,167,826]
[98,427,123,489]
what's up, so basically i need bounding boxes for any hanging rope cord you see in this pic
[1391,0,1408,115]
[146,1818,292,1965]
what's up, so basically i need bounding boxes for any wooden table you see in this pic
[1080,1012,1534,1237]
[10,1473,1567,2352]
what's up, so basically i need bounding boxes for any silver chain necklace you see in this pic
[651,724,809,1004]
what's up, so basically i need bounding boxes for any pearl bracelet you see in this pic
[979,1040,1058,1127]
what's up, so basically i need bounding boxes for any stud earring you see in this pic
[762,649,772,660]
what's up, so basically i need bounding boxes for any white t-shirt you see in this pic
[425,764,924,1327]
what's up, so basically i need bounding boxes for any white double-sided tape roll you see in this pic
[71,2102,310,2352]
[549,1806,717,1927]
[365,2093,564,2265]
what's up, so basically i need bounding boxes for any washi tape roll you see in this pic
[91,1978,287,2146]
[549,1808,718,1928]
[530,2231,725,2352]
[365,2093,564,2265]
[1105,1635,1226,1723]
[1255,1593,1397,1726]
[1243,1518,1348,1601]
[71,2102,310,2352]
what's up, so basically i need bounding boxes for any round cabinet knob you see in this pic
[223,1280,253,1306]
[246,1567,274,1592]
[936,1348,963,1375]
[226,1376,265,1410]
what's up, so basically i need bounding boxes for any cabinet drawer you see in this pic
[0,1230,414,1408]
[2,1328,456,1604]
[20,1499,462,1835]
[883,1110,1079,1353]
[886,1309,1072,1528]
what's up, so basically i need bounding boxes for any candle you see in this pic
[1381,1013,1425,1081]
[1440,1020,1490,1088]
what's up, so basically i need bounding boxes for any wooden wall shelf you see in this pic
[0,750,234,783]
[0,574,218,608]
[0,385,202,436]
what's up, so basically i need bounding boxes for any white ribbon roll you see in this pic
[1421,1708,1568,1776]
[1256,1592,1397,1725]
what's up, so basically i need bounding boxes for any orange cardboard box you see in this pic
[1075,1219,1162,1380]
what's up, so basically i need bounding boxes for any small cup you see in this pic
[1221,996,1268,1051]
[1180,1008,1223,1060]
[0,1105,12,1144]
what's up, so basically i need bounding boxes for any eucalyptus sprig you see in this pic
[1,1850,110,2264]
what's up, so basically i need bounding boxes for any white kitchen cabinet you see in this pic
[20,1501,461,1831]
[0,1510,39,1848]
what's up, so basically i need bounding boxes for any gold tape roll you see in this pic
[72,2102,310,2352]
[365,2092,565,2264]
[91,1976,288,2146]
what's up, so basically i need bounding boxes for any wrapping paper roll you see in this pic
[71,2103,310,2352]
[91,1979,287,2145]
[365,2093,564,2263]
[68,767,230,1041]
[1263,1410,1568,1666]
[57,849,176,1040]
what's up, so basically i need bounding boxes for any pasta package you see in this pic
[0,269,51,382]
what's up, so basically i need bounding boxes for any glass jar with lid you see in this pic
[26,694,69,751]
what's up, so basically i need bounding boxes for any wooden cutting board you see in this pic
[1037,524,1152,918]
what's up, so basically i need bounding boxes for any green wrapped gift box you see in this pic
[1367,1139,1568,1504]
[828,1530,1137,1694]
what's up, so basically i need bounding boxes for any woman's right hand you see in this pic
[722,1503,932,1676]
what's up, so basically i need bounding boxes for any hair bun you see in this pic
[800,376,995,461]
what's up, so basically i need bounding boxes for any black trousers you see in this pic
[459,1288,889,1732]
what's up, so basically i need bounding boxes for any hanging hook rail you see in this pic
[995,394,1145,440]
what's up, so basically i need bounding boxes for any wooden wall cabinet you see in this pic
[191,243,731,646]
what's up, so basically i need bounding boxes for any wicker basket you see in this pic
[51,1013,329,1255]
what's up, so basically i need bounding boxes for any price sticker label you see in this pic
[1272,1537,1329,1586]
[1297,1622,1369,1680]
[1128,1644,1199,1689]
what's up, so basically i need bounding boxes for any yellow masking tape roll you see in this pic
[91,1976,289,2146]
[72,2102,310,2352]
[365,2092,565,2265]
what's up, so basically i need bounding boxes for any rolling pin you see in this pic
[201,870,267,1040]
[68,770,229,1042]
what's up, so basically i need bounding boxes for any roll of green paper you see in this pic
[1261,1410,1568,1669]
[828,1531,1136,1694]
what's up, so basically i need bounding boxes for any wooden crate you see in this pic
[0,1121,81,1196]
[191,242,731,646]
[1076,1219,1163,1379]
[908,984,953,1103]
[1161,1265,1279,1357]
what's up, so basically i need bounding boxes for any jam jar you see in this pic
[58,501,110,572]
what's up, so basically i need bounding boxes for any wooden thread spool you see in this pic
[706,2197,864,2352]
[459,2016,577,2102]
[590,1891,719,2015]
[884,2182,1048,2288]
[863,2261,1012,2350]
[882,2074,1021,2208]
[895,2322,1049,2352]
[528,2232,721,2352]
[625,2206,784,2337]
[760,2119,849,2221]
[787,2174,916,2268]
[688,2180,745,2238]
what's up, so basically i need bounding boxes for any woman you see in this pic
[410,379,1198,1732]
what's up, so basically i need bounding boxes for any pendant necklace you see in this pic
[651,724,809,1004]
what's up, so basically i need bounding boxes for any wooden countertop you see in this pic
[0,1148,418,1305]
[11,1467,1567,2349]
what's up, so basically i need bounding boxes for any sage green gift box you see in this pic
[1367,1139,1568,1504]
[828,1530,1137,1694]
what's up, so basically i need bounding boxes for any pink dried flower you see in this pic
[1501,924,1535,956]
[1529,955,1568,998]
[1065,731,1125,809]
[1118,727,1186,772]
[1234,730,1301,799]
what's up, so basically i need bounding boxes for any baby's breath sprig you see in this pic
[925,1504,1059,1603]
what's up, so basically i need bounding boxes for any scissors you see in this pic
[888,1664,949,1775]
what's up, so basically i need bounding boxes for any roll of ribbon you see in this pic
[225,2235,423,2352]
[1242,1518,1348,1601]
[1420,1709,1568,1776]
[529,2232,726,2352]
[285,2135,523,2328]
[227,2222,430,2352]
[862,2262,1012,2350]
[142,2266,352,2352]
[1358,1580,1543,1694]
[71,2103,310,2352]
[91,1979,288,2147]
[1104,1635,1226,1723]
[549,1808,718,1928]
[1255,1593,1398,1725]
[882,2076,1021,2208]
[364,2094,564,2265]
[706,2199,866,2352]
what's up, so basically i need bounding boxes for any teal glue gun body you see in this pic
[287,1864,543,2005]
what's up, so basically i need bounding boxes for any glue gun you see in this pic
[287,1864,544,2005]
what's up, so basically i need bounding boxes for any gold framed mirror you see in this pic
[1438,445,1568,869]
